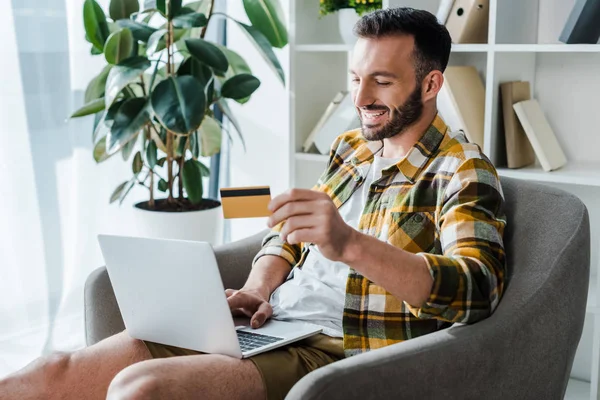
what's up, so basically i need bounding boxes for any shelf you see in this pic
[565,378,590,400]
[295,152,329,162]
[295,43,490,53]
[494,44,600,53]
[496,162,600,187]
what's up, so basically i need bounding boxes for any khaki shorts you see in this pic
[144,333,344,400]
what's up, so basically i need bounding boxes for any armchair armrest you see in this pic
[84,229,268,346]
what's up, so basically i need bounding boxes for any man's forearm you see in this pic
[242,255,291,301]
[343,230,433,307]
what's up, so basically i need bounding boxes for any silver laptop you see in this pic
[97,234,322,359]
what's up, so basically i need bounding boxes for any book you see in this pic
[512,99,567,172]
[559,0,600,44]
[307,91,360,155]
[302,91,347,153]
[500,81,536,169]
[437,65,485,149]
[445,0,489,44]
[436,0,455,25]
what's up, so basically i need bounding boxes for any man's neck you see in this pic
[380,108,437,159]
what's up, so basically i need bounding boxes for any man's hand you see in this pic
[225,288,272,329]
[267,188,355,262]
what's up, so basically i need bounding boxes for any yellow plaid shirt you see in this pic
[253,115,507,356]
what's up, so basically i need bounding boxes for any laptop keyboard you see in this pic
[237,330,284,353]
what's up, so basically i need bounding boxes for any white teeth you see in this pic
[363,111,386,119]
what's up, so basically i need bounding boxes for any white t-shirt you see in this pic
[270,149,401,337]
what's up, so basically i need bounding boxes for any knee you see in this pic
[106,363,160,400]
[40,352,72,382]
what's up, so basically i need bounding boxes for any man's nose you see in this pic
[352,83,375,108]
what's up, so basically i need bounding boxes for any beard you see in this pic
[359,82,424,142]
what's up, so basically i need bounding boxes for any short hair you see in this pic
[353,7,452,82]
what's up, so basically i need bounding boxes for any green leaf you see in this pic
[175,135,187,157]
[206,78,214,103]
[105,56,151,107]
[85,65,112,103]
[190,130,199,159]
[197,160,210,177]
[104,99,126,128]
[91,45,103,55]
[172,8,207,28]
[177,57,212,86]
[107,97,150,153]
[185,38,229,73]
[109,0,139,20]
[121,136,138,160]
[94,137,112,162]
[110,181,129,203]
[150,76,206,134]
[221,74,260,100]
[146,28,168,55]
[144,0,165,14]
[148,57,163,91]
[217,99,246,152]
[116,19,157,42]
[216,44,252,78]
[166,0,182,19]
[234,20,285,85]
[182,159,204,204]
[146,140,158,168]
[132,151,143,174]
[71,97,106,118]
[104,28,134,65]
[158,178,168,192]
[184,0,211,15]
[198,115,222,157]
[119,177,137,204]
[157,157,167,167]
[242,0,288,48]
[84,0,110,51]
[154,28,188,53]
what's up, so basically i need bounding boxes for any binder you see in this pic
[445,0,489,44]
[559,0,600,44]
[500,81,536,169]
[302,91,347,153]
[513,99,567,172]
[436,0,455,24]
[305,92,360,155]
[437,65,485,149]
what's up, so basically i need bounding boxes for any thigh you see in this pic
[114,353,265,400]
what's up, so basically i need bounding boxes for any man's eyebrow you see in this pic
[348,69,398,79]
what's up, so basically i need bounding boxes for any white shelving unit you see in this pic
[287,1,600,398]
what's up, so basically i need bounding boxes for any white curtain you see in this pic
[0,0,146,377]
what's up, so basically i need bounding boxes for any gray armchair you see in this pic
[84,177,591,399]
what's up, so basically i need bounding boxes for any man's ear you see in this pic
[422,70,444,102]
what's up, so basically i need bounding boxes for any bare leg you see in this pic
[106,354,265,400]
[0,331,151,400]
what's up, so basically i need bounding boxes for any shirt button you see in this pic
[353,175,361,182]
[413,214,424,223]
[351,157,359,165]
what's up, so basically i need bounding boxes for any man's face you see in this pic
[350,35,424,141]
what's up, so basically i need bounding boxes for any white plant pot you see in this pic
[338,8,360,46]
[127,199,224,245]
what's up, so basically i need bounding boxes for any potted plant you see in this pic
[319,0,382,45]
[70,0,287,243]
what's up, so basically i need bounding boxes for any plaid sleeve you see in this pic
[407,157,507,324]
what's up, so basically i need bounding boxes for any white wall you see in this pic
[224,2,291,242]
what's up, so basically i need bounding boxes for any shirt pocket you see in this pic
[387,211,437,254]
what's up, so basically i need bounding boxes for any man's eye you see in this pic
[376,81,391,86]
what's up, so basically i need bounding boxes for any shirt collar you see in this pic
[346,114,448,184]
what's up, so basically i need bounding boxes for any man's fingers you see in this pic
[268,201,315,229]
[250,301,273,329]
[231,308,253,318]
[225,289,237,298]
[268,188,323,214]
[227,291,259,312]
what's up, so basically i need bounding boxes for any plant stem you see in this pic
[166,19,175,203]
[149,170,155,207]
[200,0,215,39]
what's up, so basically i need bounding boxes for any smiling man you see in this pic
[0,7,506,400]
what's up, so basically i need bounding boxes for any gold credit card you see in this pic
[220,186,272,219]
